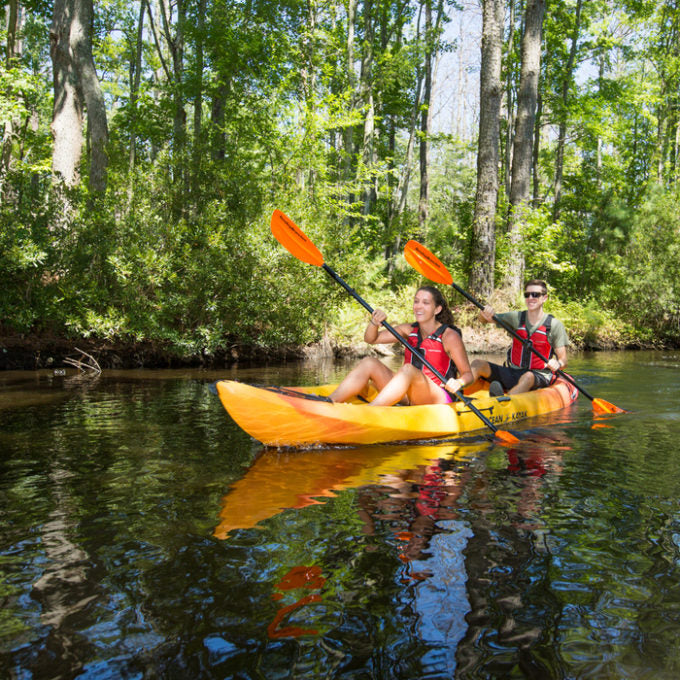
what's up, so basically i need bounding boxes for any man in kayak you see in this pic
[329,286,474,406]
[470,279,569,396]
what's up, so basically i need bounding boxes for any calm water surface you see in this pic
[1,351,680,679]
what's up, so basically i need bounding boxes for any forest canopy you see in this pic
[1,0,679,363]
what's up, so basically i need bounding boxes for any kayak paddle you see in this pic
[270,209,520,444]
[403,239,626,415]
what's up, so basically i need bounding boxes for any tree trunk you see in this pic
[391,66,423,222]
[358,0,376,215]
[361,89,377,215]
[418,0,433,233]
[159,0,186,180]
[128,0,145,178]
[552,0,582,221]
[469,0,504,299]
[193,0,206,151]
[505,0,545,294]
[50,0,108,194]
[145,0,172,82]
[210,81,229,161]
[75,0,108,194]
[453,11,470,140]
[6,0,19,61]
[503,0,516,199]
[1,0,21,199]
[344,0,358,200]
[532,89,542,203]
[50,0,84,189]
[302,0,319,193]
[126,0,145,208]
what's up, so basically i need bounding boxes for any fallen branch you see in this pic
[64,347,102,375]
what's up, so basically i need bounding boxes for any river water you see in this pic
[1,350,679,679]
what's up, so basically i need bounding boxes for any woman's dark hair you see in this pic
[417,285,455,326]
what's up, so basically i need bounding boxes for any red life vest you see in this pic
[404,323,460,388]
[507,311,554,370]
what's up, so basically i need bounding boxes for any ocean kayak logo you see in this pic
[487,408,528,425]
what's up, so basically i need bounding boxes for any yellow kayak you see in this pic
[215,377,578,447]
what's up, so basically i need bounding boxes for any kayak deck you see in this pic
[215,377,579,447]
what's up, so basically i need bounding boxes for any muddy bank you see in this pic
[0,334,305,371]
[0,325,649,372]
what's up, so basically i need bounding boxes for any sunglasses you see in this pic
[524,291,544,299]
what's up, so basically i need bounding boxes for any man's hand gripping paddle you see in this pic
[403,239,626,416]
[271,210,520,444]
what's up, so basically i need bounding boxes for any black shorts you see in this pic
[487,363,554,391]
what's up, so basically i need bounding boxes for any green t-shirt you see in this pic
[495,311,569,373]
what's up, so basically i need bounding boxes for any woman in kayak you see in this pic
[329,286,473,406]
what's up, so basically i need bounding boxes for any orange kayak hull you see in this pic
[215,377,579,447]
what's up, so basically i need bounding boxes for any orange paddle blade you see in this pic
[592,398,626,415]
[496,429,520,444]
[404,240,453,286]
[271,210,324,267]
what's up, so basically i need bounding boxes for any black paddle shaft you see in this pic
[449,281,596,402]
[321,264,504,434]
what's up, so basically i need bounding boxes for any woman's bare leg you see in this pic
[370,364,448,406]
[329,357,395,403]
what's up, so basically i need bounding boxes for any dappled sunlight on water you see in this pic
[2,351,680,678]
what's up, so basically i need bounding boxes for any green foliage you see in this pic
[546,297,635,349]
[496,204,577,284]
[426,137,477,277]
[3,0,680,359]
[0,181,57,332]
[43,184,338,356]
[616,185,680,342]
[325,272,417,345]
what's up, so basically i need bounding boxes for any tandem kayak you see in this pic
[215,377,579,447]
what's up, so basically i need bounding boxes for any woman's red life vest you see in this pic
[507,311,554,369]
[404,323,460,388]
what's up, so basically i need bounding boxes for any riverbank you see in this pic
[0,324,658,371]
[0,333,305,371]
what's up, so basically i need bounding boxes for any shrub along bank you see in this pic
[0,288,664,371]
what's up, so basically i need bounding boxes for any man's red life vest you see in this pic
[404,323,460,388]
[507,311,554,370]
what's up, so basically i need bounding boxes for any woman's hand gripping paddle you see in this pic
[403,239,626,415]
[271,210,520,444]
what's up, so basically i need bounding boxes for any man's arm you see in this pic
[547,318,569,371]
[547,346,567,372]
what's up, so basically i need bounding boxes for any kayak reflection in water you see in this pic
[329,286,474,406]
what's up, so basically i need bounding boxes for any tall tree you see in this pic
[50,0,108,194]
[359,0,377,215]
[505,0,545,293]
[344,0,358,204]
[1,0,23,197]
[128,0,145,179]
[503,0,517,198]
[552,0,583,220]
[418,0,446,232]
[418,0,433,231]
[193,0,206,153]
[469,0,504,298]
[650,0,680,186]
[158,0,186,185]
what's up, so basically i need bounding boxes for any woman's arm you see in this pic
[442,329,474,392]
[364,309,411,345]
